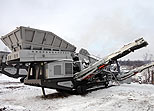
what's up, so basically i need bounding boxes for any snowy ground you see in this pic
[0,74,154,111]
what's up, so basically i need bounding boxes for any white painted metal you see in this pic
[1,26,76,52]
[57,81,73,88]
[7,50,72,62]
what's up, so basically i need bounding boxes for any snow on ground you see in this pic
[0,74,154,111]
[0,74,20,83]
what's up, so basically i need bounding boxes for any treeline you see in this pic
[118,60,151,67]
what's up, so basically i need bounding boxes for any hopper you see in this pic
[1,26,76,52]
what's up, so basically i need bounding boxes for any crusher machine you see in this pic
[1,26,154,95]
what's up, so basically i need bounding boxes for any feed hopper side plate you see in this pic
[1,26,76,52]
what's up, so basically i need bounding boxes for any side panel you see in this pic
[45,61,73,79]
[7,50,72,62]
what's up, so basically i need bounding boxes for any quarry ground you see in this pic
[0,74,154,111]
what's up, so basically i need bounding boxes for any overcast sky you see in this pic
[0,0,154,60]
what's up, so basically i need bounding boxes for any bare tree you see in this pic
[143,53,153,62]
[143,53,148,61]
[149,54,153,61]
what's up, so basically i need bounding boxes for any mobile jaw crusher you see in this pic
[1,26,154,95]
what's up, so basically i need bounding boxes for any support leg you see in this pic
[42,87,46,97]
[111,73,120,86]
